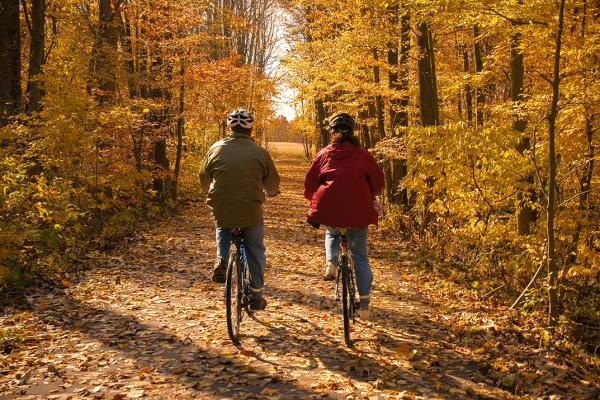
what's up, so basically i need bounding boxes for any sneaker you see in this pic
[249,295,267,311]
[323,260,337,281]
[211,258,226,283]
[358,299,370,321]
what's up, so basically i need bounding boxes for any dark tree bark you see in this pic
[26,0,46,113]
[395,12,411,206]
[462,46,473,125]
[547,0,566,326]
[173,58,185,201]
[387,5,400,131]
[367,100,377,148]
[0,0,22,124]
[416,20,440,230]
[372,49,386,142]
[151,138,172,202]
[386,9,410,205]
[417,21,439,126]
[91,0,120,104]
[473,24,485,128]
[398,12,410,127]
[511,33,527,134]
[315,99,329,148]
[371,46,391,203]
[358,108,371,148]
[512,30,536,236]
[119,13,137,98]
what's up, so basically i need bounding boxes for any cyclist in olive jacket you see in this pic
[200,108,280,311]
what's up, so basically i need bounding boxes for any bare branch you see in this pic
[483,7,549,27]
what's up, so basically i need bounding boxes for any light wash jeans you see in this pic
[216,219,265,293]
[325,226,372,298]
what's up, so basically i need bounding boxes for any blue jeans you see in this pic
[325,226,372,298]
[216,220,265,293]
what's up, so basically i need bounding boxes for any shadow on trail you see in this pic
[25,287,320,399]
[246,307,433,394]
[259,285,514,398]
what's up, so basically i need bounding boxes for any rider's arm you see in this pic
[365,151,385,197]
[263,152,280,197]
[303,156,321,200]
[199,150,213,193]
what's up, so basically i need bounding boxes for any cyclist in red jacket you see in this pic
[304,113,385,320]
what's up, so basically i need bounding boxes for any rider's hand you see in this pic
[372,199,383,217]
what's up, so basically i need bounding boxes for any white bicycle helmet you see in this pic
[227,108,254,129]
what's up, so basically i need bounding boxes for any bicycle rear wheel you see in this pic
[225,251,243,344]
[347,258,357,319]
[340,254,353,347]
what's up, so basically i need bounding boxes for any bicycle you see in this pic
[225,228,252,344]
[333,228,359,347]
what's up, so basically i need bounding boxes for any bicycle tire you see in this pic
[225,251,243,344]
[347,258,357,321]
[340,254,353,347]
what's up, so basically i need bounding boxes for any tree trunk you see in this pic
[358,108,371,148]
[580,111,595,208]
[151,138,172,203]
[396,12,410,206]
[92,0,120,104]
[387,5,400,132]
[367,100,377,148]
[398,12,410,127]
[511,33,527,134]
[26,0,46,113]
[0,0,22,124]
[315,99,329,148]
[386,10,409,205]
[547,0,566,326]
[173,58,185,201]
[417,21,439,126]
[512,30,536,236]
[473,24,485,128]
[373,49,386,142]
[462,46,473,125]
[119,13,136,98]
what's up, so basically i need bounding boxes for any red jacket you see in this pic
[304,141,385,227]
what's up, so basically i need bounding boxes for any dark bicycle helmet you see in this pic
[329,113,355,133]
[227,108,254,129]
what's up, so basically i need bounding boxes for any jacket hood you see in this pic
[327,141,359,160]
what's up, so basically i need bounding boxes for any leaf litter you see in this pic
[1,159,599,399]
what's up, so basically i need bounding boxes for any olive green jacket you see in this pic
[199,133,280,228]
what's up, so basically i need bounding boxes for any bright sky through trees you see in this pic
[269,7,296,121]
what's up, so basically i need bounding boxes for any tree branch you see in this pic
[483,7,549,27]
[21,0,32,34]
[511,261,545,309]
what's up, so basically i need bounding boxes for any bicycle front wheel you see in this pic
[225,251,243,344]
[340,254,353,347]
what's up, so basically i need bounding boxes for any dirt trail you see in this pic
[1,158,599,399]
